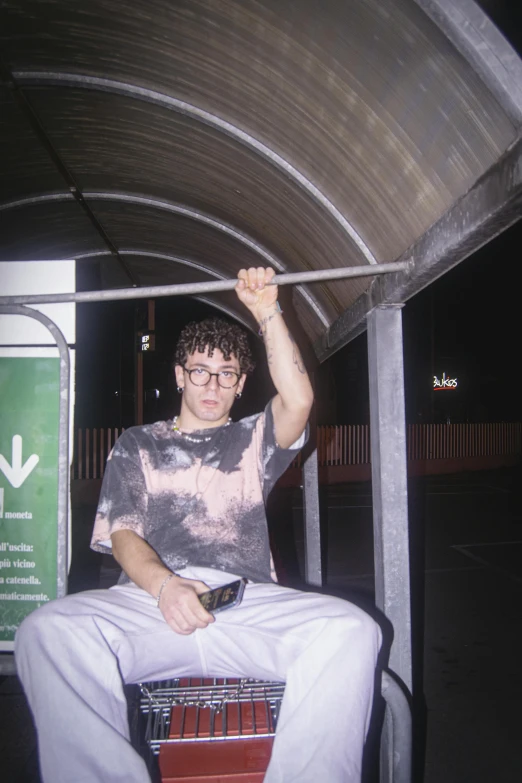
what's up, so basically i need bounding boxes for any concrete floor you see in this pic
[1,467,521,782]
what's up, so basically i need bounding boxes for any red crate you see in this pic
[159,698,275,781]
[159,736,273,781]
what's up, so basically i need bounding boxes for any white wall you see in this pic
[0,260,76,346]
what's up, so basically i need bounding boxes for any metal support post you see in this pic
[302,445,322,587]
[367,305,412,689]
[302,377,322,589]
[367,305,412,783]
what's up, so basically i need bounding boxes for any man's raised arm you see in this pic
[236,267,314,448]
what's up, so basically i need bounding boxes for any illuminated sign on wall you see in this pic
[139,333,155,352]
[433,373,458,390]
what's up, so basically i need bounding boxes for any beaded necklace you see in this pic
[172,415,231,444]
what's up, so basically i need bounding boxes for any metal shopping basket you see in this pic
[139,677,285,781]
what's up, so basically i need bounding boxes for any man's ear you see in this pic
[238,374,247,394]
[174,365,185,388]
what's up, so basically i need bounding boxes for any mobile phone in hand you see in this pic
[198,578,246,614]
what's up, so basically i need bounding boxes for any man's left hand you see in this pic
[235,267,278,319]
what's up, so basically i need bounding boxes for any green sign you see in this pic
[0,357,60,648]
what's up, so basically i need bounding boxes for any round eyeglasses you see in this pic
[184,366,241,389]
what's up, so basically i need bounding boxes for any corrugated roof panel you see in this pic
[0,199,106,262]
[0,0,519,346]
[0,86,66,202]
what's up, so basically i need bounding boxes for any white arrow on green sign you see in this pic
[0,357,60,649]
[0,435,39,489]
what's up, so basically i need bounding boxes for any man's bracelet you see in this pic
[156,572,176,607]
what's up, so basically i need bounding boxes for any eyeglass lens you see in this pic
[186,368,239,388]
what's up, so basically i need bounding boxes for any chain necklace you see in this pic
[172,416,231,444]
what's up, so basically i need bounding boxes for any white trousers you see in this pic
[15,567,382,783]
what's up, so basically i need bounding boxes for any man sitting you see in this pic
[16,267,382,782]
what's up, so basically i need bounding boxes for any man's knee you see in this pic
[15,595,87,662]
[322,596,382,651]
[15,601,59,653]
[349,608,382,651]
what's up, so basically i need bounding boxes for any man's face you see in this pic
[175,347,246,427]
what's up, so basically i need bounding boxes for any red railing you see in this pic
[72,422,521,480]
[73,427,125,480]
[406,422,522,461]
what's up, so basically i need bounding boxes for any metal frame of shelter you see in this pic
[1,1,522,781]
[0,268,415,783]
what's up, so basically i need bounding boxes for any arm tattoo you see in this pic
[258,311,279,333]
[259,311,280,365]
[259,311,304,373]
[290,333,306,374]
[292,346,306,374]
[264,335,274,365]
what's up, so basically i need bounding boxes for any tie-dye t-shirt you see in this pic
[91,400,306,584]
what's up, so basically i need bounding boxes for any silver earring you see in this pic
[177,386,184,394]
[235,392,242,399]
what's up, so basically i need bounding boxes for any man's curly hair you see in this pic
[175,317,255,374]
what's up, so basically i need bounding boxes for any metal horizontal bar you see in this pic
[0,190,330,328]
[140,690,285,708]
[0,262,410,306]
[150,732,277,745]
[140,682,284,696]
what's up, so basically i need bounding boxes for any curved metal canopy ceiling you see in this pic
[1,0,521,358]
